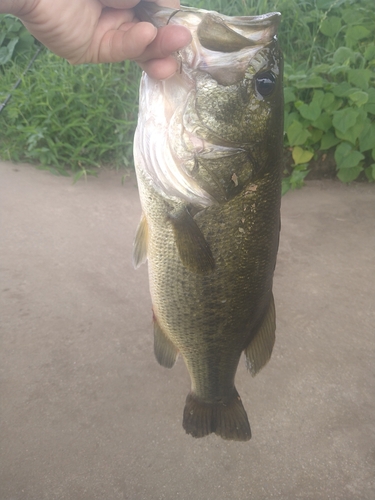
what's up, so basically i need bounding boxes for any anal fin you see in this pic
[169,206,215,275]
[245,293,276,376]
[154,316,178,368]
[132,214,148,269]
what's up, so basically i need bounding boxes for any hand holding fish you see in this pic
[0,0,191,79]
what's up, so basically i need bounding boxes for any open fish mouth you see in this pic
[134,4,281,207]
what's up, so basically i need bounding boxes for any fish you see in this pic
[133,2,283,441]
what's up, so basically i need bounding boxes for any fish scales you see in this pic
[133,3,283,441]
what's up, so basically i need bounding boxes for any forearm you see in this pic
[0,0,36,16]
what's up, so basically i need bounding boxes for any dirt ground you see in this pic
[1,161,374,500]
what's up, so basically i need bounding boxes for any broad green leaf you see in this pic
[320,17,341,37]
[364,44,375,62]
[312,112,332,132]
[298,101,321,121]
[293,75,324,89]
[326,97,343,114]
[0,47,10,65]
[309,128,323,145]
[348,69,372,90]
[5,37,18,60]
[6,19,21,32]
[348,90,368,107]
[333,47,354,64]
[312,90,325,107]
[313,63,332,74]
[282,178,291,196]
[334,142,364,169]
[289,167,310,189]
[363,88,375,115]
[317,0,339,8]
[364,165,375,182]
[284,111,299,131]
[321,92,335,110]
[337,166,363,183]
[286,121,311,146]
[341,9,365,25]
[329,64,350,76]
[286,71,307,82]
[335,122,364,145]
[320,132,340,150]
[332,108,359,134]
[284,87,296,104]
[332,82,352,97]
[17,32,36,51]
[345,25,371,42]
[373,148,375,161]
[359,122,375,152]
[292,146,314,165]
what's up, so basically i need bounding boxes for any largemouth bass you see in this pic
[133,2,283,441]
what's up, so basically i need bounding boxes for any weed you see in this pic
[0,14,36,66]
[0,51,141,173]
[0,0,374,188]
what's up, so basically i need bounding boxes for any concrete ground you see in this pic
[0,160,374,500]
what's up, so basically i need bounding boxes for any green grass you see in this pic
[0,50,141,178]
[0,0,374,185]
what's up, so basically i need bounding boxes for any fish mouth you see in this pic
[134,4,281,207]
[135,3,281,41]
[136,4,280,83]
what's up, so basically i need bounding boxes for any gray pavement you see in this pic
[0,160,374,500]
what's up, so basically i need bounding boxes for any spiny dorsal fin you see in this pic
[132,214,149,269]
[197,13,256,52]
[154,316,179,368]
[169,207,215,275]
[245,293,276,376]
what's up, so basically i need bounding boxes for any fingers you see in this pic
[133,24,191,63]
[93,19,190,79]
[134,24,191,79]
[94,22,190,65]
[101,1,180,9]
[153,0,181,7]
[95,21,158,63]
[101,1,140,7]
[139,56,179,80]
[18,0,189,77]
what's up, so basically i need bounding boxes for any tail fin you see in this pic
[182,389,251,441]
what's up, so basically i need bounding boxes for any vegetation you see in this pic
[1,0,374,189]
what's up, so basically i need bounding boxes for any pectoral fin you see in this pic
[132,214,149,269]
[154,316,179,368]
[245,293,276,376]
[169,207,215,275]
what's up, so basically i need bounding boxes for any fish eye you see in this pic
[255,71,276,97]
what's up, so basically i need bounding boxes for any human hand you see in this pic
[3,0,191,79]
